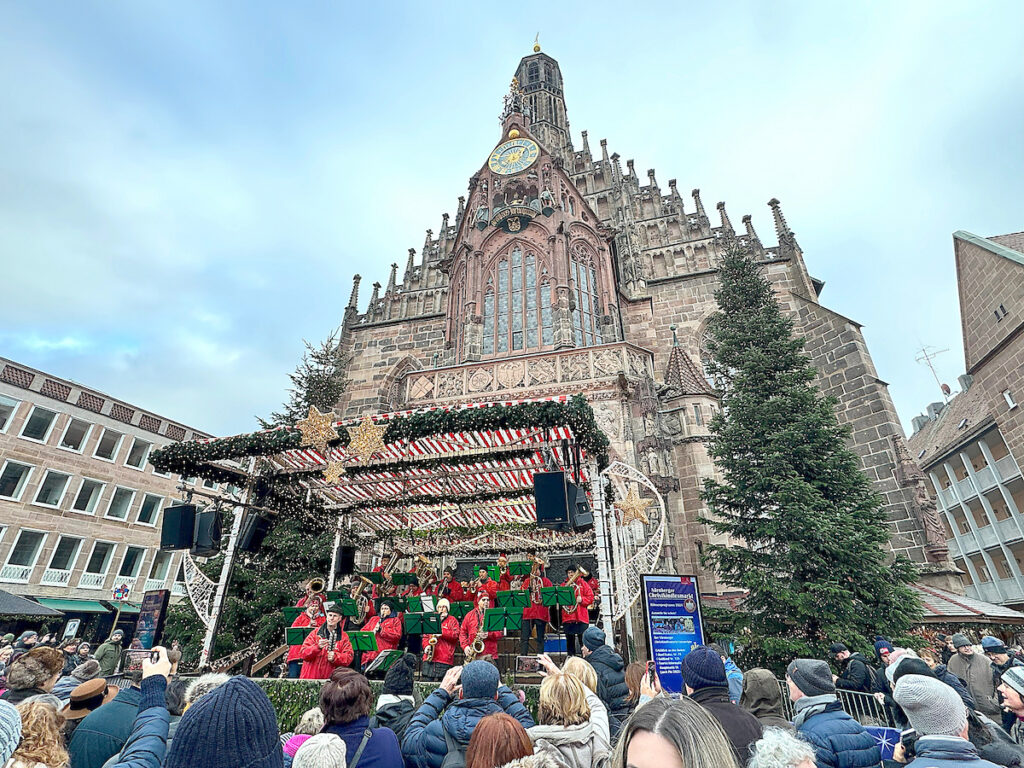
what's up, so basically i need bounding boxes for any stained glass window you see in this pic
[572,249,602,348]
[482,247,547,357]
[483,289,495,355]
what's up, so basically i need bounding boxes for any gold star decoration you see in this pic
[347,416,388,461]
[615,483,654,526]
[322,460,346,484]
[296,406,337,453]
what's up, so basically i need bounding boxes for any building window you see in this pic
[93,428,124,461]
[527,61,539,84]
[2,530,46,581]
[202,479,218,490]
[81,541,115,587]
[693,404,704,427]
[0,395,20,433]
[148,550,172,582]
[0,461,34,501]
[47,535,83,572]
[105,487,136,520]
[482,247,546,357]
[125,438,152,469]
[117,546,145,581]
[20,406,57,443]
[137,494,162,525]
[995,304,1008,321]
[72,479,105,515]
[571,249,603,348]
[1005,390,1019,410]
[33,470,71,508]
[59,418,92,452]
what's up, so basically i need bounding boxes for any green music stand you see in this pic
[484,607,522,632]
[540,586,576,607]
[282,606,303,623]
[348,632,378,653]
[497,590,529,609]
[360,571,384,585]
[405,612,442,635]
[391,572,418,586]
[339,598,359,617]
[286,627,311,646]
[364,649,404,674]
[375,596,406,613]
[450,601,475,620]
[406,595,438,613]
[508,561,532,576]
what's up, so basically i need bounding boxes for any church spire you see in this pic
[742,214,763,254]
[512,48,573,163]
[404,248,416,283]
[768,197,800,256]
[386,263,398,294]
[716,201,733,234]
[347,274,361,310]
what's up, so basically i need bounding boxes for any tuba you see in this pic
[351,575,373,624]
[380,552,401,596]
[415,554,437,592]
[305,577,327,605]
[529,556,545,605]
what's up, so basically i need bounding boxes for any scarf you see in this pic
[792,693,838,727]
[317,622,343,646]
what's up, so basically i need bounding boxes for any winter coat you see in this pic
[322,716,403,768]
[63,651,80,676]
[528,690,610,768]
[299,625,354,679]
[688,686,762,765]
[969,711,1024,768]
[371,695,416,743]
[471,579,498,608]
[287,612,324,664]
[560,579,593,625]
[932,663,975,709]
[94,641,122,677]
[421,615,460,666]
[522,577,553,623]
[0,687,47,704]
[949,652,1001,717]
[794,700,882,768]
[458,610,501,659]
[740,668,794,732]
[401,686,536,768]
[835,653,873,694]
[362,616,403,664]
[902,735,1001,768]
[68,686,142,768]
[585,646,630,739]
[434,580,464,604]
[723,658,744,703]
[105,676,169,768]
[53,674,92,702]
[494,755,561,768]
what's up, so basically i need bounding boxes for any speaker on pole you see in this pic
[191,508,222,557]
[160,504,196,551]
[237,513,272,554]
[533,471,570,530]
[568,484,594,532]
[336,545,357,578]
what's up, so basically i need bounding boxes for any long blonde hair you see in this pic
[562,656,597,692]
[613,697,738,768]
[15,700,70,768]
[538,671,591,727]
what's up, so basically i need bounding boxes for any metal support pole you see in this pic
[606,482,636,651]
[589,462,614,639]
[328,514,344,592]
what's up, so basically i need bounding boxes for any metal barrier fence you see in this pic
[775,679,896,727]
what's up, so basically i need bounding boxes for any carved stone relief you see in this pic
[562,353,590,382]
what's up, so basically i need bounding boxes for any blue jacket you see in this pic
[905,736,1001,768]
[109,676,169,768]
[402,687,536,768]
[796,701,882,768]
[69,686,142,768]
[322,716,403,768]
[723,658,744,703]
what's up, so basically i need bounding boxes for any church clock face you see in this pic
[488,138,540,175]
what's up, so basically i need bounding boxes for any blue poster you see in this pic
[641,574,705,694]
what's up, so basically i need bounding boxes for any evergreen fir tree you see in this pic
[699,246,920,667]
[261,331,347,428]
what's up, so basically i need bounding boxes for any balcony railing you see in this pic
[975,465,996,491]
[956,476,977,501]
[41,568,72,586]
[144,578,166,592]
[939,486,957,508]
[112,576,137,592]
[79,572,107,589]
[0,564,32,583]
[997,455,1023,481]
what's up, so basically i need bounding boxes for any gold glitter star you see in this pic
[296,406,337,453]
[615,483,654,526]
[347,416,388,460]
[322,460,346,484]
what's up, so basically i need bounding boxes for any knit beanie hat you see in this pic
[165,676,283,768]
[890,657,937,686]
[786,659,835,697]
[2,634,14,645]
[1002,666,1024,698]
[582,626,605,651]
[874,638,894,655]
[885,649,920,684]
[894,674,967,737]
[828,643,848,654]
[293,734,346,768]
[17,631,37,644]
[982,636,1007,654]
[0,701,21,764]
[951,633,971,649]
[461,660,499,699]
[436,599,450,613]
[382,653,416,696]
[73,659,101,680]
[681,646,727,691]
[284,735,313,759]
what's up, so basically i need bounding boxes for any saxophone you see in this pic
[425,634,439,663]
[465,610,486,661]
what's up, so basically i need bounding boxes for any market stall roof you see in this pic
[34,598,111,614]
[0,591,64,618]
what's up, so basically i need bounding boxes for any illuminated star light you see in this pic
[322,460,346,484]
[615,483,654,526]
[347,416,388,460]
[296,406,337,453]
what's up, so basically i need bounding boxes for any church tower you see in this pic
[513,44,573,164]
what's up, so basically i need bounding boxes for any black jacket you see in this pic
[371,696,416,743]
[689,685,763,765]
[835,653,873,693]
[0,686,47,704]
[585,646,630,739]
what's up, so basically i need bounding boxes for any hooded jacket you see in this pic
[902,735,1002,768]
[948,651,1001,717]
[371,695,416,743]
[835,653,873,693]
[401,687,535,768]
[688,685,762,765]
[739,669,794,731]
[93,640,122,677]
[794,699,882,768]
[528,690,610,768]
[584,646,630,740]
[723,657,745,703]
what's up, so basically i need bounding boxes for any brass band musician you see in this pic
[520,557,552,655]
[561,564,595,657]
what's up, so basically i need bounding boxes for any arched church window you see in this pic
[482,247,545,357]
[571,247,603,348]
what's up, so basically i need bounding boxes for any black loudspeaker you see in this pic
[568,484,594,532]
[191,508,222,557]
[237,514,272,553]
[160,504,196,551]
[336,545,357,578]
[534,471,570,530]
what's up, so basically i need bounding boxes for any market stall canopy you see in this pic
[0,590,64,618]
[34,598,110,614]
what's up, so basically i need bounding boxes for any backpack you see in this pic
[441,725,466,768]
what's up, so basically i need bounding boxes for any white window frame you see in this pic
[0,460,35,502]
[104,486,136,521]
[92,428,124,463]
[136,493,163,527]
[58,417,93,454]
[151,465,171,478]
[124,437,152,471]
[148,550,172,581]
[116,545,147,579]
[71,477,106,516]
[79,539,117,589]
[0,394,21,434]
[18,405,59,444]
[2,528,48,582]
[31,469,73,509]
[46,534,84,572]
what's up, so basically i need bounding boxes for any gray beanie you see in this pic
[894,674,967,736]
[0,700,22,764]
[1002,666,1024,698]
[951,633,971,649]
[786,659,835,697]
[293,734,347,768]
[460,660,499,699]
[73,659,101,680]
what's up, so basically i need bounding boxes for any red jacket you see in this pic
[460,608,502,658]
[287,612,325,663]
[498,571,513,592]
[436,579,464,603]
[362,615,402,663]
[587,577,601,600]
[522,576,553,622]
[473,579,498,608]
[422,614,461,666]
[299,626,353,679]
[560,578,594,624]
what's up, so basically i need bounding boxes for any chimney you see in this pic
[926,402,945,420]
[958,374,973,392]
[911,415,930,434]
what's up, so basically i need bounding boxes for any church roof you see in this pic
[664,346,715,396]
[954,230,1024,267]
[906,384,992,468]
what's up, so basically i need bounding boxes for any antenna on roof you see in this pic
[915,344,951,402]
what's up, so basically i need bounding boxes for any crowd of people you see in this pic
[3,627,1024,768]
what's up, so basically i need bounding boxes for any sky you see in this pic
[1,1,1022,437]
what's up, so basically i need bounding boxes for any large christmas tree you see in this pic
[699,246,920,667]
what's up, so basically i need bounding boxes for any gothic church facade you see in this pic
[332,50,947,592]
